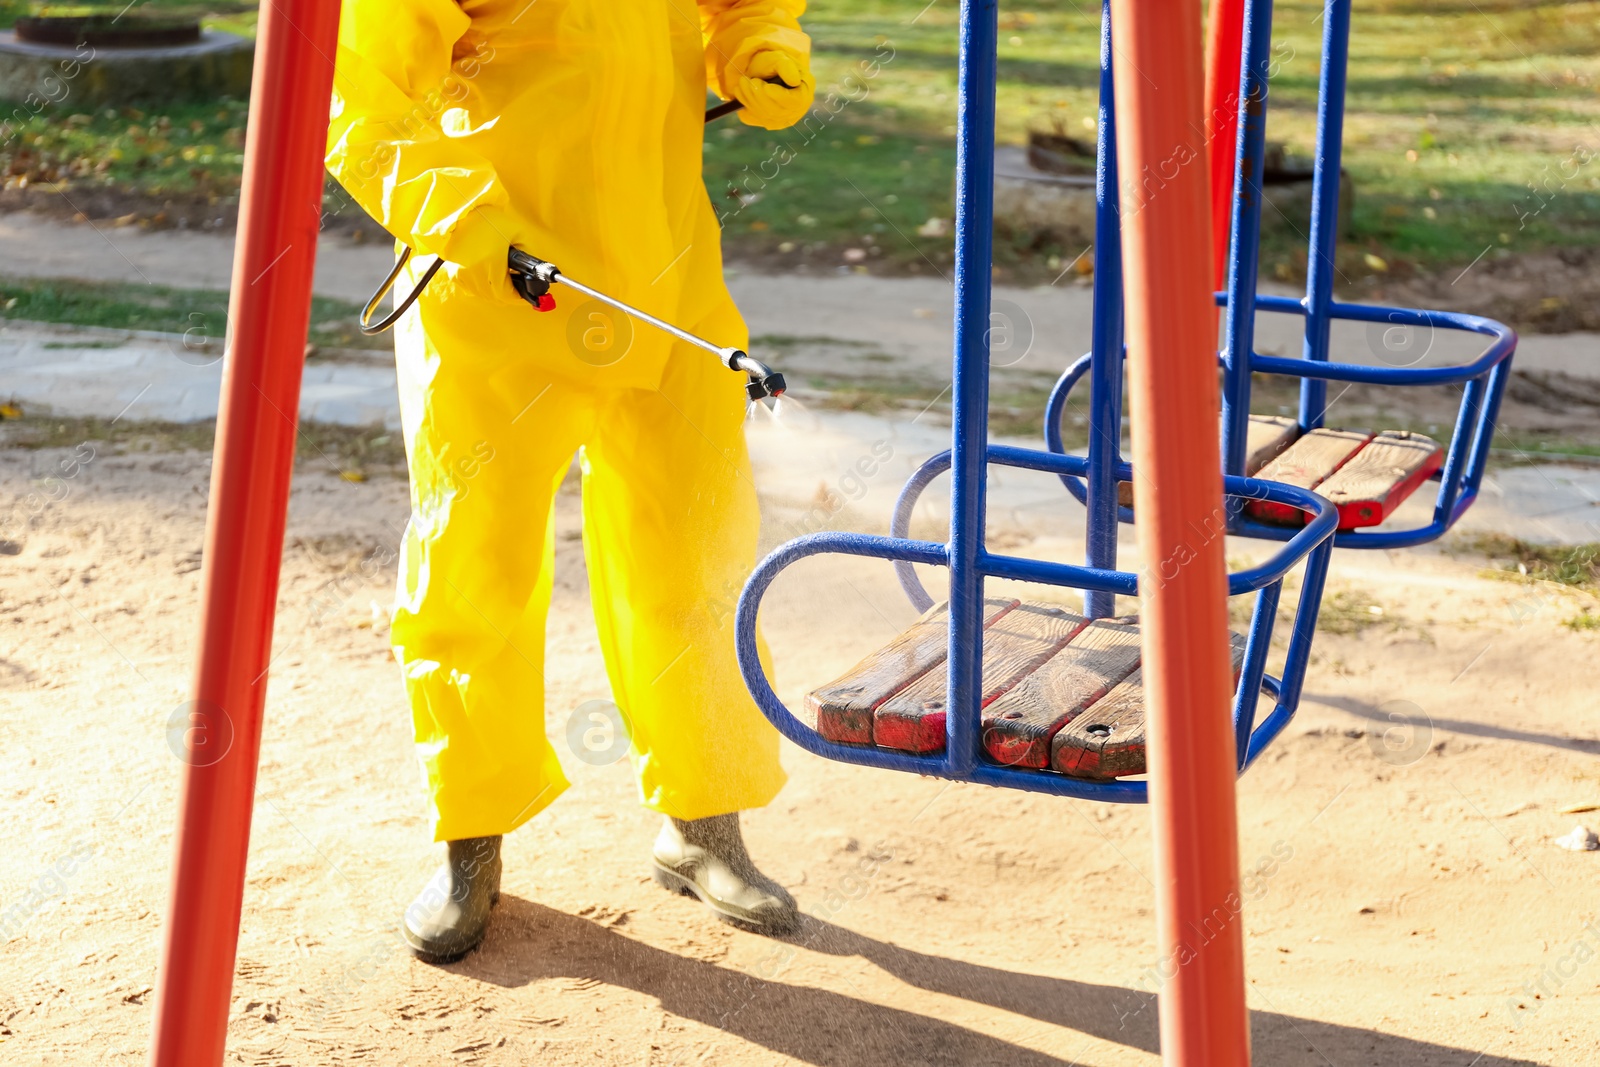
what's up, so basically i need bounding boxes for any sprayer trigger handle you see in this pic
[508,247,562,312]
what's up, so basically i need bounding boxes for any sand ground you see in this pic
[2,412,1598,1066]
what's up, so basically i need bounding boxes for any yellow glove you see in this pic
[436,206,534,307]
[733,49,815,130]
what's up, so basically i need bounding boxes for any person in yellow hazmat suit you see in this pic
[325,0,815,962]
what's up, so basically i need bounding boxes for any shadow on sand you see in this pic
[448,898,1544,1066]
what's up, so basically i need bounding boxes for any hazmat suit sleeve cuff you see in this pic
[435,205,527,269]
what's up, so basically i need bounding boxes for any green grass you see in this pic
[713,0,1600,277]
[1257,0,1600,275]
[1566,607,1600,632]
[0,1,257,34]
[0,99,250,197]
[0,276,386,352]
[705,122,963,274]
[1466,533,1600,590]
[1490,437,1600,464]
[4,0,1598,280]
[0,410,405,473]
[1314,588,1397,635]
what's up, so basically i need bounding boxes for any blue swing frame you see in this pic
[733,0,1350,804]
[1043,0,1516,552]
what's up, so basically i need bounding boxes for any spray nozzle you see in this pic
[721,348,786,401]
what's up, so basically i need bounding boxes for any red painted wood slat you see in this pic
[1246,427,1372,526]
[873,602,1089,754]
[1315,430,1443,529]
[808,598,1020,744]
[1051,632,1247,778]
[979,616,1145,768]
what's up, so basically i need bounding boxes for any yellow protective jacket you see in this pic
[326,0,809,392]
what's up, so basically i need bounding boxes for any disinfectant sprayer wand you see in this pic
[504,248,785,401]
[357,244,786,402]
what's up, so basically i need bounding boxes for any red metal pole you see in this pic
[1205,0,1247,292]
[1107,0,1252,1063]
[147,2,340,1064]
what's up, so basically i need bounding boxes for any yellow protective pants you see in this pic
[389,300,786,842]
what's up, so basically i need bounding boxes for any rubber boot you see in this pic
[401,835,502,964]
[651,814,800,935]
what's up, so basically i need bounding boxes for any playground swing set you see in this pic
[146,0,1516,1063]
[736,0,1515,794]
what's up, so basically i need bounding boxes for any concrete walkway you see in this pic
[1,211,1596,381]
[0,212,394,305]
[0,319,401,428]
[3,211,1598,544]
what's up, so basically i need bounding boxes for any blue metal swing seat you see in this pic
[1043,0,1516,551]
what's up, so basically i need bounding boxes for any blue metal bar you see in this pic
[1044,353,1121,514]
[1298,0,1352,429]
[1259,291,1516,339]
[1242,675,1294,767]
[1232,582,1280,769]
[1432,377,1482,525]
[979,551,1138,596]
[1464,355,1513,497]
[946,0,1000,780]
[1045,355,1092,477]
[1265,535,1332,728]
[1058,302,1515,414]
[1223,499,1331,592]
[1084,0,1125,619]
[992,447,1335,545]
[1328,300,1509,336]
[889,455,946,612]
[1252,351,1510,387]
[964,763,1147,800]
[989,442,1093,475]
[1220,0,1276,478]
[903,435,1351,607]
[1339,522,1457,549]
[1253,293,1309,317]
[1259,535,1331,747]
[1261,300,1515,380]
[1242,533,1333,768]
[1232,470,1494,548]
